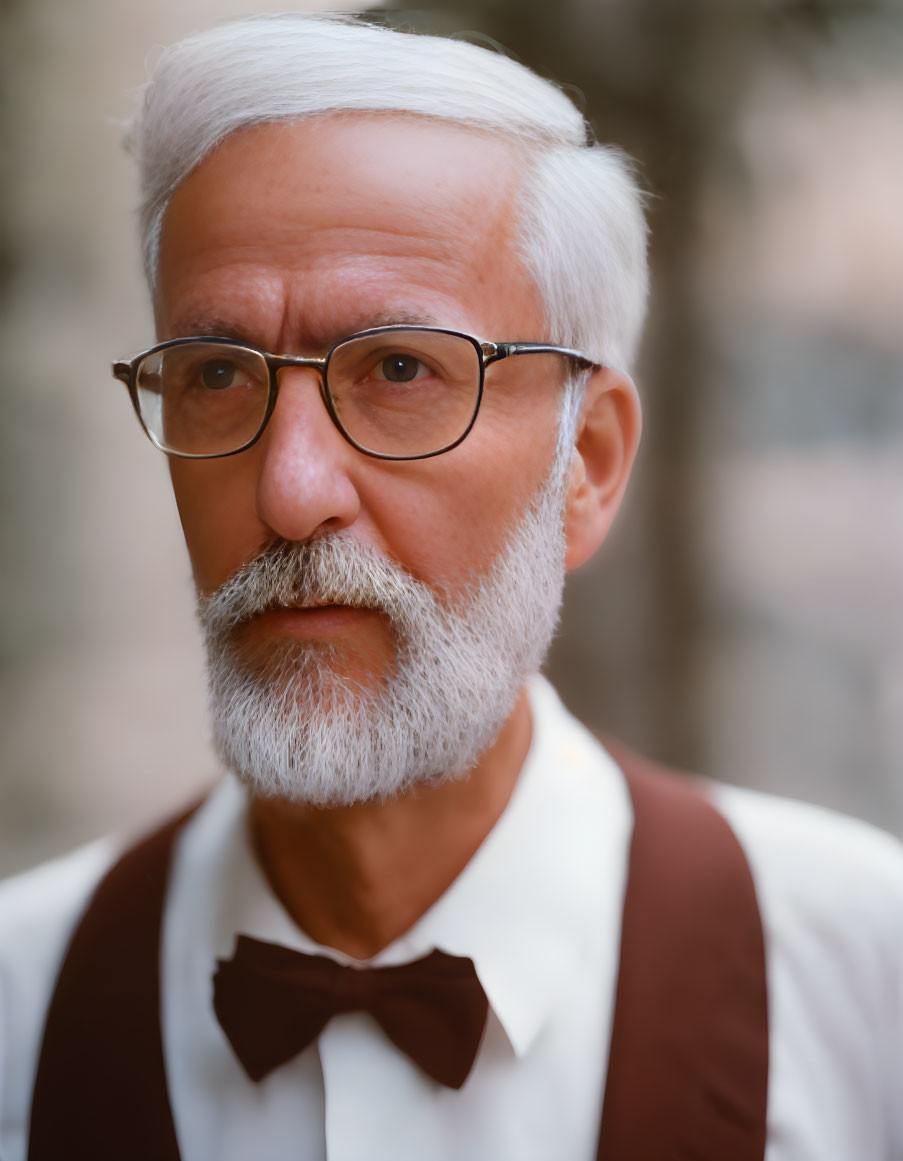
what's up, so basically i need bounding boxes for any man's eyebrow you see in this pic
[173,317,252,341]
[305,311,447,345]
[359,311,442,330]
[171,311,445,349]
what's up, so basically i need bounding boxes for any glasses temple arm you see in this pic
[482,342,598,370]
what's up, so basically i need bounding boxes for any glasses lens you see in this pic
[135,342,270,456]
[325,329,481,457]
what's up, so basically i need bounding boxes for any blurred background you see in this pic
[1,0,901,876]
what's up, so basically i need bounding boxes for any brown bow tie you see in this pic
[213,936,489,1090]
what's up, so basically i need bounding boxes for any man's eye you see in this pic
[377,354,429,383]
[200,359,242,390]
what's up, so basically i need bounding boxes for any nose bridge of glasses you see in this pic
[265,352,344,453]
[271,353,328,379]
[269,352,330,407]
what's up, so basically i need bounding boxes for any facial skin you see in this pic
[154,113,641,956]
[158,113,635,670]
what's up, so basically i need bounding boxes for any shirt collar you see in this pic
[200,674,633,1063]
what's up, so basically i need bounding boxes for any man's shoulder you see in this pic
[710,783,903,1143]
[0,839,115,1136]
[0,839,115,956]
[0,839,117,994]
[711,779,903,923]
[714,782,903,1041]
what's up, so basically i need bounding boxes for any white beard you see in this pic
[198,449,573,808]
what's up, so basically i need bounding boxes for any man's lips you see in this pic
[246,603,381,637]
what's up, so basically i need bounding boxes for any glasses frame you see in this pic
[112,324,598,462]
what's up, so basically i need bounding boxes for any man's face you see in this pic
[156,114,569,697]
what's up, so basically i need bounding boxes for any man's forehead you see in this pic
[155,115,545,347]
[164,113,524,230]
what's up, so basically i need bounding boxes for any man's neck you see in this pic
[247,687,533,960]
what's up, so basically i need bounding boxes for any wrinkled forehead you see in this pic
[155,113,546,349]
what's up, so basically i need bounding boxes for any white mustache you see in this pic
[197,536,440,637]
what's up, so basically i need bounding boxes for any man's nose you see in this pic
[254,367,362,543]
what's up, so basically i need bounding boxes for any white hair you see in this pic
[128,13,649,370]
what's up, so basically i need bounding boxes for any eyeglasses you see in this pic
[112,325,597,461]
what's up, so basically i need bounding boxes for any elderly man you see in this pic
[2,14,903,1161]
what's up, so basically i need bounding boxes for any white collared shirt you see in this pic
[2,676,903,1160]
[161,675,631,1161]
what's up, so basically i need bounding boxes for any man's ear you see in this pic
[564,367,642,571]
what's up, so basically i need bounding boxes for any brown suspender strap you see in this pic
[27,806,196,1161]
[598,744,769,1161]
[28,758,768,1161]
